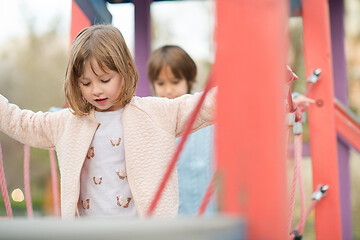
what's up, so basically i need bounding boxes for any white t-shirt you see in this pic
[79,109,137,217]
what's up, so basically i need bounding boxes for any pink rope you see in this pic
[24,144,33,218]
[295,199,316,233]
[288,134,307,239]
[302,199,318,225]
[285,67,301,237]
[290,200,318,239]
[287,68,319,239]
[49,150,60,217]
[0,144,13,218]
[294,134,306,234]
[146,75,214,216]
[287,135,299,235]
[197,173,216,216]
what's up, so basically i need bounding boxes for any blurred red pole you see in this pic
[215,0,288,239]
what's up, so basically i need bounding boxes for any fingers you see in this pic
[293,95,315,105]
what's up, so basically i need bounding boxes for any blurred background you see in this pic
[0,0,359,239]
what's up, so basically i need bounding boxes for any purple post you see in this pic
[133,0,152,97]
[329,0,353,239]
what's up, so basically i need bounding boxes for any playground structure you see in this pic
[0,0,360,239]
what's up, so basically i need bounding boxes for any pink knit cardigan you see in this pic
[0,90,215,218]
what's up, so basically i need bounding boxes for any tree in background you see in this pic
[0,16,68,216]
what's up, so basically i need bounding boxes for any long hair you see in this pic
[64,24,138,115]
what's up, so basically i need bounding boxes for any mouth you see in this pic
[94,98,108,104]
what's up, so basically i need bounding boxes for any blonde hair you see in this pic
[64,24,138,116]
[147,45,197,94]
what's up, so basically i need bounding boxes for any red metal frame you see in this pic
[70,0,91,44]
[302,0,342,238]
[215,1,288,239]
[67,1,357,239]
[334,99,360,152]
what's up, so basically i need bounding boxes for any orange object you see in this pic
[302,0,343,238]
[215,1,288,239]
[70,0,91,44]
[334,99,360,152]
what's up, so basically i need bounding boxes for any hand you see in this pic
[293,95,315,106]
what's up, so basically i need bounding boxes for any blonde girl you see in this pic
[0,25,215,218]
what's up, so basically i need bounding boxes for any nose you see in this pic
[164,85,173,98]
[92,82,103,96]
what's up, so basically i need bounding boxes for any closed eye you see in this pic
[101,79,110,83]
[82,82,90,86]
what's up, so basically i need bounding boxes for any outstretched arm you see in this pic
[174,87,217,138]
[0,94,66,149]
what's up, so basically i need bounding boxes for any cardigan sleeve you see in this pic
[174,87,217,138]
[0,94,67,149]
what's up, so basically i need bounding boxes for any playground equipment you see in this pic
[1,0,360,239]
[0,217,244,240]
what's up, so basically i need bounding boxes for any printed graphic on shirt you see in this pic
[81,199,90,209]
[93,176,102,185]
[86,147,95,159]
[79,110,135,217]
[115,169,127,179]
[117,196,131,208]
[110,138,121,146]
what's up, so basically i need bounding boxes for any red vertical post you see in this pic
[215,0,288,239]
[302,0,342,239]
[70,0,91,43]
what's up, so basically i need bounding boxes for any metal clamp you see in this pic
[311,185,329,201]
[291,230,302,240]
[293,122,303,135]
[287,113,296,126]
[307,68,322,84]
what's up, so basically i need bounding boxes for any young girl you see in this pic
[147,45,216,216]
[0,25,215,218]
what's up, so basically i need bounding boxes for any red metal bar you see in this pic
[215,1,288,239]
[197,173,216,216]
[302,0,343,238]
[24,145,33,218]
[0,144,13,218]
[70,0,91,44]
[49,150,60,217]
[334,99,360,152]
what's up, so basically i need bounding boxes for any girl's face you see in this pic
[79,58,124,112]
[153,65,188,99]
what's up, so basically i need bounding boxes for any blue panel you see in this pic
[75,0,112,24]
[290,0,302,16]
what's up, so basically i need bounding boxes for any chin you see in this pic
[96,106,109,112]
